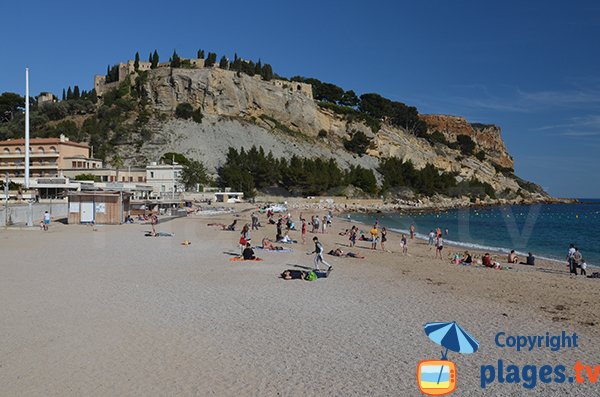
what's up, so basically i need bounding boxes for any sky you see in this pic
[1,0,599,198]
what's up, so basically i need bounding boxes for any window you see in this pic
[38,147,45,154]
[150,171,154,178]
[15,148,21,154]
[138,176,144,182]
[72,161,77,168]
[49,146,57,153]
[2,148,9,154]
[129,177,133,182]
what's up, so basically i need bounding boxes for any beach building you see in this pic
[61,167,146,183]
[146,162,184,198]
[0,134,96,178]
[67,191,131,224]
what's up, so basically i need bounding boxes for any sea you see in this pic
[347,199,600,267]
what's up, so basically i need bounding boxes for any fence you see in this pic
[0,202,68,227]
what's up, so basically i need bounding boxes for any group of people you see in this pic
[567,244,588,276]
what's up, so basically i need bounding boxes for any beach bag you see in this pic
[239,237,247,245]
[305,271,317,281]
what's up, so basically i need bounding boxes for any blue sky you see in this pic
[1,0,599,197]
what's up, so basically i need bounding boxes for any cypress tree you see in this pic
[151,50,159,69]
[66,86,73,100]
[148,52,153,63]
[197,49,205,59]
[62,89,66,101]
[73,85,80,99]
[106,65,111,78]
[134,52,140,71]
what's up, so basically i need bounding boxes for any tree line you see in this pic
[217,145,497,200]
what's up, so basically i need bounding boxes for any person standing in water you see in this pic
[409,224,415,240]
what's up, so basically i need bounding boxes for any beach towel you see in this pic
[229,257,264,261]
[145,232,174,237]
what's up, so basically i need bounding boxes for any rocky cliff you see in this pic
[117,66,547,201]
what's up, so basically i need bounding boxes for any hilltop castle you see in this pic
[94,57,313,99]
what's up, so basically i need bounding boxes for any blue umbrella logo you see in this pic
[422,321,479,388]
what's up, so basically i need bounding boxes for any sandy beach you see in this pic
[1,204,599,396]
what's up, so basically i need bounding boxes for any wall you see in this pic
[0,202,68,227]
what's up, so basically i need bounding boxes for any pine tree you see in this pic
[170,50,181,68]
[62,89,66,101]
[73,85,80,99]
[151,50,159,69]
[219,56,229,69]
[66,86,73,100]
[134,52,140,71]
[261,64,273,81]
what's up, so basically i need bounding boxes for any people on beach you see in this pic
[301,218,307,244]
[435,235,444,259]
[580,258,587,276]
[251,212,259,230]
[242,243,256,260]
[328,248,365,259]
[461,251,473,265]
[313,216,320,234]
[482,253,493,268]
[572,248,583,276]
[400,234,408,255]
[308,236,332,271]
[508,250,519,264]
[409,224,415,239]
[381,227,387,250]
[428,230,435,247]
[520,253,535,266]
[322,215,327,234]
[43,210,50,231]
[567,244,577,275]
[370,224,379,250]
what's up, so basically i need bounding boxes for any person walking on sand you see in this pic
[401,233,408,255]
[428,230,435,248]
[349,226,357,247]
[301,218,307,244]
[251,212,259,230]
[322,215,327,234]
[308,236,332,271]
[313,215,320,234]
[381,227,387,251]
[580,258,588,276]
[409,224,415,240]
[370,224,379,250]
[435,234,444,259]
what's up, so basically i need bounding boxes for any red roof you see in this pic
[0,137,89,148]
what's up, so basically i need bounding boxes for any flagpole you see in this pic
[25,67,30,189]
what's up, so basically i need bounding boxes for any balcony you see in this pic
[0,162,58,170]
[0,152,59,159]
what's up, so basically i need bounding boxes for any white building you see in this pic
[145,162,184,198]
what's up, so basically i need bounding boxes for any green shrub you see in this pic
[175,103,194,119]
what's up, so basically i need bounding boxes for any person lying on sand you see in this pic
[328,248,365,259]
[281,268,331,280]
[207,220,237,231]
[508,250,519,264]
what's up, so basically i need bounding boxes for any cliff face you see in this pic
[419,114,514,170]
[130,66,547,200]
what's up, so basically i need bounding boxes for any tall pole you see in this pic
[4,173,8,229]
[25,68,30,189]
[172,154,175,200]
